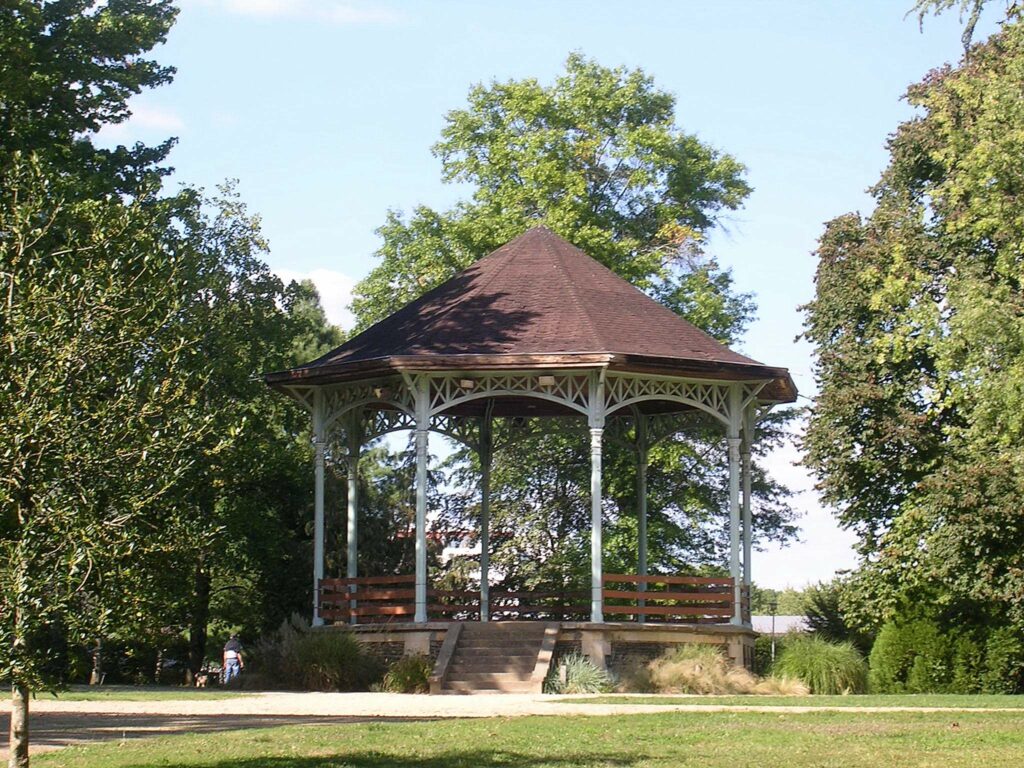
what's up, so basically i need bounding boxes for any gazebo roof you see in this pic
[267,227,796,403]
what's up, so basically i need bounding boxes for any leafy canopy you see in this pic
[802,10,1024,636]
[348,54,795,591]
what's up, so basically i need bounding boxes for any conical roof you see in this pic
[267,227,795,402]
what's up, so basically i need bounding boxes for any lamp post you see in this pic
[769,598,779,663]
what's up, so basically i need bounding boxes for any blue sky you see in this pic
[100,0,1003,589]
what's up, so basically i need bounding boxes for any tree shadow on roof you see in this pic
[315,272,545,365]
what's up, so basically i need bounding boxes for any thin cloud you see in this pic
[97,104,184,141]
[185,0,406,25]
[276,267,356,330]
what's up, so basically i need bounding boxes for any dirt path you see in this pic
[3,692,1022,758]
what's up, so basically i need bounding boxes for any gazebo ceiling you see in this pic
[266,227,796,403]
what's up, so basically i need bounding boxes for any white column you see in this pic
[589,372,606,623]
[741,405,754,599]
[636,415,648,624]
[312,390,326,627]
[727,385,742,626]
[346,412,361,625]
[479,412,492,622]
[414,378,430,623]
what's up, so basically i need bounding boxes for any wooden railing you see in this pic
[319,574,740,624]
[602,574,736,623]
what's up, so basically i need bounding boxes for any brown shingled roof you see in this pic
[267,227,796,402]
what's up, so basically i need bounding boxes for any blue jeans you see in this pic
[223,660,240,684]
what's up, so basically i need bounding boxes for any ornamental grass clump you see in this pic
[252,614,383,691]
[382,654,432,693]
[544,652,615,694]
[775,635,868,694]
[645,644,807,695]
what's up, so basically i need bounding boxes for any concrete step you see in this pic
[444,670,535,682]
[452,655,540,667]
[442,679,540,694]
[456,638,542,648]
[448,661,536,674]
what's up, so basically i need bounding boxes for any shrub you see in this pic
[753,633,787,676]
[382,654,432,693]
[868,619,951,693]
[775,635,867,694]
[544,652,614,694]
[251,614,382,691]
[982,627,1024,694]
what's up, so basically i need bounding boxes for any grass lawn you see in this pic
[564,694,1024,709]
[34,710,1024,767]
[34,685,251,702]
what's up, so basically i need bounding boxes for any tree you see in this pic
[0,0,179,192]
[350,54,796,594]
[0,155,216,766]
[803,11,1024,640]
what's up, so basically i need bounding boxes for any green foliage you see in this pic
[749,584,808,615]
[251,615,382,692]
[544,652,614,694]
[869,616,1024,694]
[804,579,875,655]
[0,0,180,193]
[352,53,752,328]
[381,654,432,694]
[803,9,1024,650]
[774,636,868,694]
[348,52,797,600]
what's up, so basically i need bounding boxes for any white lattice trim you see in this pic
[321,377,415,432]
[603,374,733,424]
[424,372,590,417]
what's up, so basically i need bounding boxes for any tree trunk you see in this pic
[89,639,102,686]
[187,563,211,682]
[9,683,29,768]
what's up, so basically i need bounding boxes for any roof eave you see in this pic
[265,352,798,403]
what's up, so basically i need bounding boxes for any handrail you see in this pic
[318,574,738,625]
[602,573,735,623]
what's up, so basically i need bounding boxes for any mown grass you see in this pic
[35,685,251,702]
[567,693,1024,709]
[34,710,1024,767]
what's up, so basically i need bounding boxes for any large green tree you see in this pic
[0,154,217,766]
[350,54,796,594]
[803,9,1024,674]
[0,0,179,192]
[0,2,345,761]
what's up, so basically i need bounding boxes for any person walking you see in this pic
[222,634,244,685]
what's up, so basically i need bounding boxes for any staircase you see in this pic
[431,622,557,694]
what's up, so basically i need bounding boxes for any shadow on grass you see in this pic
[140,754,643,768]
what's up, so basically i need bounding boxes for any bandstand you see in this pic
[265,227,796,691]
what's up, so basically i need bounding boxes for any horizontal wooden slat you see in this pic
[324,588,417,601]
[603,573,734,586]
[320,574,416,588]
[491,591,589,600]
[603,605,734,617]
[602,589,731,602]
[492,605,591,615]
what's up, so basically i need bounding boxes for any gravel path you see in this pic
[3,692,1022,758]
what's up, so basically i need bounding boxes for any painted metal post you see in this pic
[312,389,326,627]
[479,410,493,622]
[414,377,430,623]
[636,414,648,625]
[727,385,743,626]
[589,371,606,623]
[346,412,362,625]
[741,404,754,620]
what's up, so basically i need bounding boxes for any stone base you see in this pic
[324,621,757,676]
